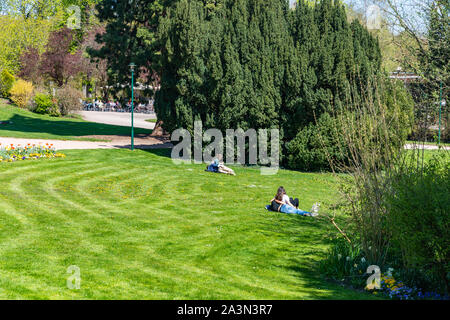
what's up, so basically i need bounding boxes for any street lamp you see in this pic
[439,99,446,145]
[129,62,136,150]
[438,81,447,145]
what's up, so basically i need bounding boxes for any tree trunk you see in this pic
[150,120,168,137]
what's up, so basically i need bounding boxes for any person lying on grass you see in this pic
[216,154,235,175]
[270,186,319,217]
[206,154,236,176]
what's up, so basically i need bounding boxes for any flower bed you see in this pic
[0,143,66,162]
[319,239,449,300]
[362,267,449,300]
[376,271,448,300]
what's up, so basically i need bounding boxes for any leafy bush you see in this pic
[286,78,413,172]
[10,79,34,108]
[32,93,60,116]
[387,153,450,294]
[286,113,348,172]
[319,238,370,289]
[55,86,83,116]
[0,69,15,97]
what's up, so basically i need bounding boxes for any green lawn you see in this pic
[406,149,449,164]
[0,100,151,141]
[0,148,378,299]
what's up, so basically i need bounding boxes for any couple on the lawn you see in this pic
[271,186,319,217]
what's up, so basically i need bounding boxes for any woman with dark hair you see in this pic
[271,186,318,217]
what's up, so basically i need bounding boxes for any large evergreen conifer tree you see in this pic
[95,0,409,170]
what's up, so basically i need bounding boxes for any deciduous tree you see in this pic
[40,27,83,86]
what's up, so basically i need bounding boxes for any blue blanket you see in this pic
[205,163,219,173]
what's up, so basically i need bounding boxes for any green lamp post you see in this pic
[438,81,446,145]
[129,62,136,150]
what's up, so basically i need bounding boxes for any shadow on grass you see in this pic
[0,114,152,138]
[282,262,376,299]
[254,215,376,299]
[111,143,173,150]
[140,147,174,158]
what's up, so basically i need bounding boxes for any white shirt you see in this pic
[282,194,290,204]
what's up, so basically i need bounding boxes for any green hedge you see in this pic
[33,93,60,116]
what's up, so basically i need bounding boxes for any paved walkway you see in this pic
[0,135,172,150]
[78,111,156,130]
[0,111,170,150]
[2,138,447,152]
[404,144,450,150]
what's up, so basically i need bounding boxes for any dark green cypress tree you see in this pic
[156,0,210,133]
[154,0,392,170]
[157,0,290,135]
[285,0,385,171]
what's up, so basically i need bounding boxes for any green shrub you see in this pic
[0,69,15,97]
[55,86,83,116]
[387,153,450,294]
[286,113,348,171]
[32,93,60,116]
[319,238,370,288]
[285,77,414,172]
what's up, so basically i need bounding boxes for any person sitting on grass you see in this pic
[279,188,299,209]
[206,158,219,173]
[270,186,318,217]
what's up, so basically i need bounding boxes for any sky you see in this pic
[342,0,428,35]
[286,0,430,36]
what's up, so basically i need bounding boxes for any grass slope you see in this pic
[0,149,377,299]
[0,100,151,141]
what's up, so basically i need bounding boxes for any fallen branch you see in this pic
[318,213,352,244]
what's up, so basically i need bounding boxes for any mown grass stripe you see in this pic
[0,149,377,299]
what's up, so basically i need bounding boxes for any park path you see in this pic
[0,111,172,150]
[404,144,450,151]
[1,139,446,151]
[0,135,172,150]
[78,111,156,130]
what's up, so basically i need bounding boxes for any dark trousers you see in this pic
[290,197,299,208]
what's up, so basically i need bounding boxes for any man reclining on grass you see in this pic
[268,186,319,217]
[206,154,236,176]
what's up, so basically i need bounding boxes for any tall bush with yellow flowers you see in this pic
[9,79,34,108]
